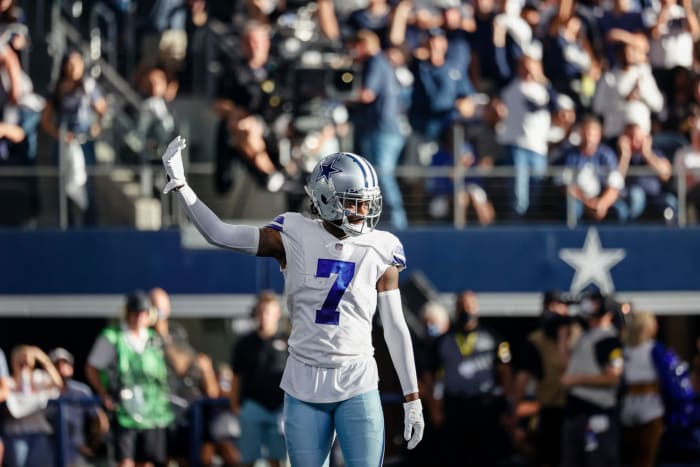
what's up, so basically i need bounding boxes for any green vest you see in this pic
[101,326,174,429]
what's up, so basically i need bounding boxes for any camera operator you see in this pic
[561,290,624,467]
[512,290,581,467]
[214,20,286,196]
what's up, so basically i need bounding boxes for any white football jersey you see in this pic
[266,212,406,369]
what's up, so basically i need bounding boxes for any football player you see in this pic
[161,136,424,467]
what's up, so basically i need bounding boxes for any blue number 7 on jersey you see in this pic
[315,259,356,326]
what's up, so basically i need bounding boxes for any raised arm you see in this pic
[376,265,424,450]
[161,136,285,263]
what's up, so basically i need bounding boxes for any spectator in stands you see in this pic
[49,347,110,467]
[409,27,476,143]
[0,0,28,126]
[214,21,285,197]
[662,65,696,133]
[440,1,476,76]
[230,291,288,467]
[85,290,174,467]
[548,94,578,164]
[463,94,506,167]
[596,0,648,69]
[345,0,396,48]
[389,0,474,71]
[0,0,28,55]
[492,1,543,86]
[0,21,41,226]
[0,348,9,465]
[352,29,409,230]
[513,290,580,467]
[592,40,664,144]
[137,0,189,96]
[618,118,677,221]
[542,3,596,109]
[132,66,178,167]
[426,290,514,466]
[469,0,501,93]
[557,115,629,222]
[426,127,495,225]
[0,74,34,227]
[498,44,559,220]
[149,287,223,466]
[675,117,700,221]
[645,0,700,103]
[620,311,665,467]
[40,50,108,227]
[3,345,63,467]
[560,291,624,467]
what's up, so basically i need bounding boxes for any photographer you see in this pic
[85,291,174,467]
[512,290,581,467]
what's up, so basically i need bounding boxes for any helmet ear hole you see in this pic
[321,194,328,203]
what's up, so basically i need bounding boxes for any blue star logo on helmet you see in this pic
[317,157,342,182]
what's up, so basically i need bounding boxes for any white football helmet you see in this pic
[305,152,382,236]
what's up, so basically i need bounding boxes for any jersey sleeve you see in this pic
[266,212,308,234]
[387,235,407,271]
[266,213,290,232]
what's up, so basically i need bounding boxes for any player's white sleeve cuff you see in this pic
[177,184,198,206]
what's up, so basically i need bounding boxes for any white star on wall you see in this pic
[559,228,626,294]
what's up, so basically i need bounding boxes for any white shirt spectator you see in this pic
[644,4,694,69]
[592,63,664,138]
[498,78,552,155]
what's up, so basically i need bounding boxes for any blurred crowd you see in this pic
[0,288,290,467]
[2,0,700,227]
[3,287,700,466]
[406,288,700,467]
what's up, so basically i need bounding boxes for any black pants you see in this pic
[114,424,167,466]
[440,394,512,467]
[536,406,564,466]
[561,412,619,467]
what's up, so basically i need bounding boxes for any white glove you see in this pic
[162,135,187,194]
[403,399,425,450]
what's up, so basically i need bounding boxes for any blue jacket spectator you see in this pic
[409,28,475,142]
[558,116,629,222]
[353,30,409,229]
[346,0,394,48]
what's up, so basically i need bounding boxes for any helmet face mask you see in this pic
[306,152,382,236]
